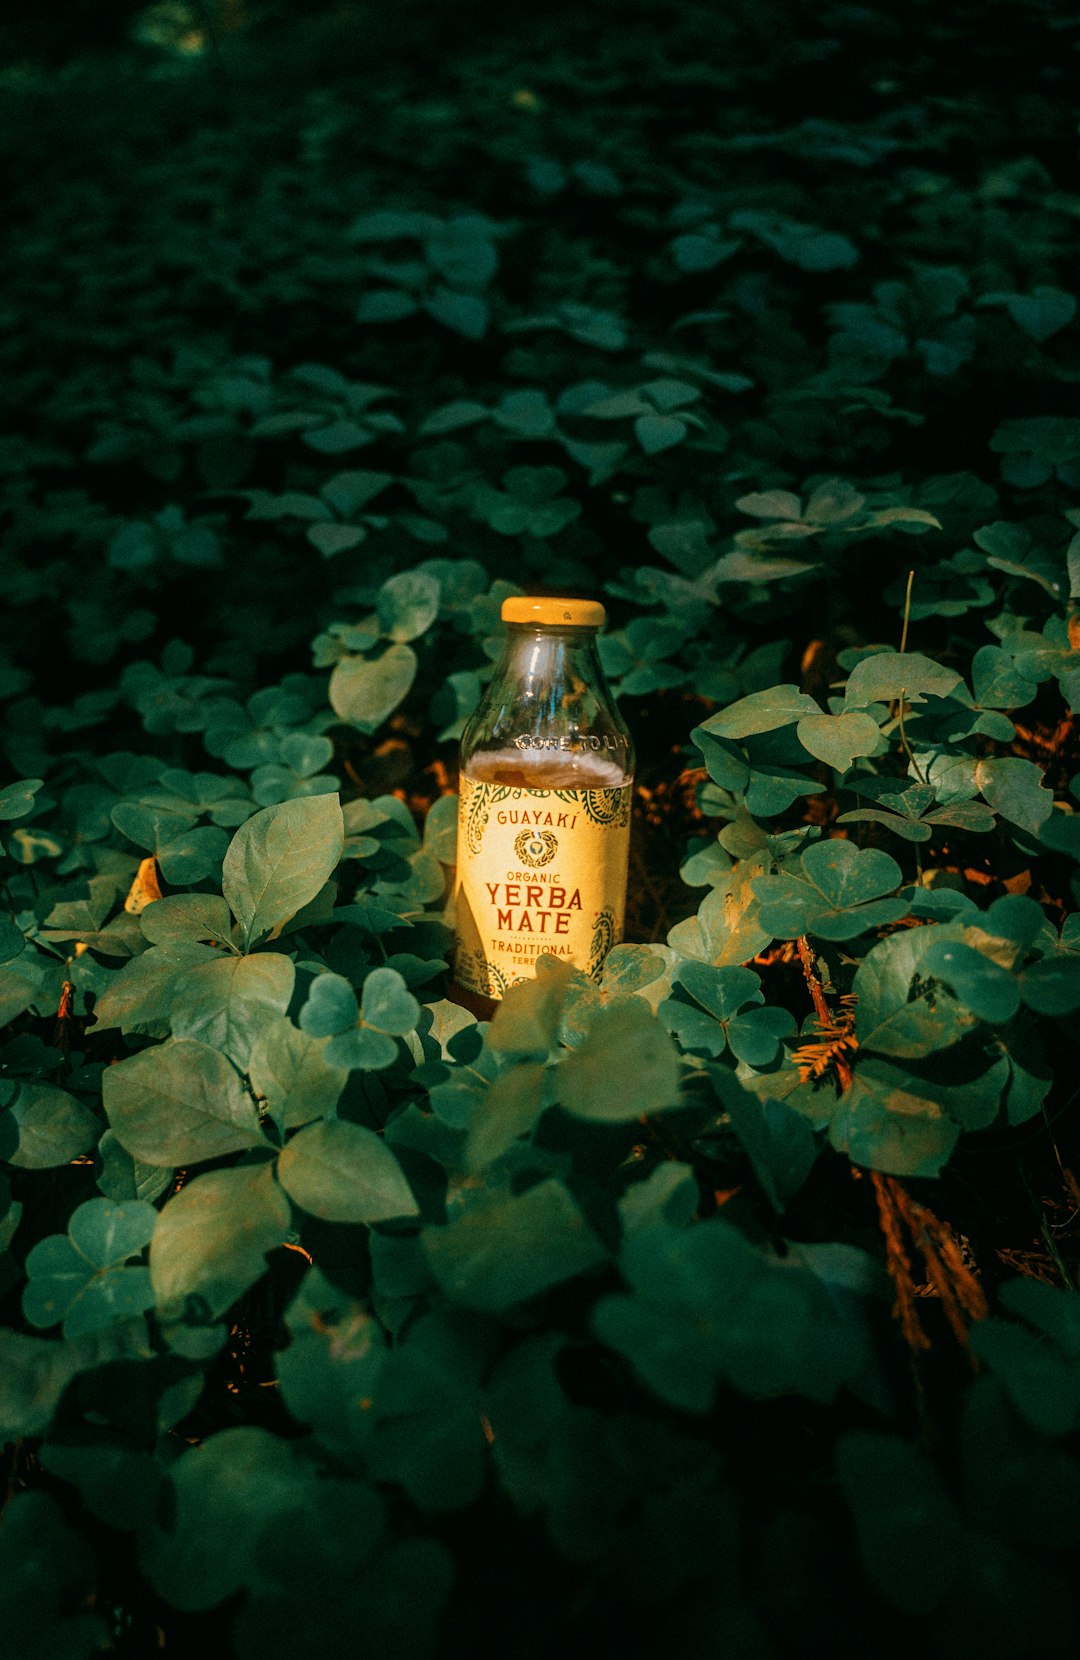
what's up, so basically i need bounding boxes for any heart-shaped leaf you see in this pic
[752,841,906,940]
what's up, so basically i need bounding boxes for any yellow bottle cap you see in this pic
[501,596,606,628]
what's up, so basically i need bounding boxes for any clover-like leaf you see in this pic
[558,998,681,1120]
[329,643,418,732]
[921,939,1021,1024]
[838,776,996,843]
[298,971,358,1038]
[843,651,962,706]
[22,1199,156,1337]
[795,711,881,772]
[829,1058,962,1176]
[594,1216,865,1412]
[377,570,441,642]
[698,685,821,741]
[854,924,976,1057]
[298,967,419,1070]
[974,757,1053,836]
[139,1426,311,1611]
[751,840,906,940]
[661,961,795,1066]
[0,779,44,822]
[711,1068,818,1211]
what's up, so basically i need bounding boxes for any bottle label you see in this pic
[453,777,632,999]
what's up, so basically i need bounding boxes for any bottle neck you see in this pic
[501,623,599,699]
[461,625,634,782]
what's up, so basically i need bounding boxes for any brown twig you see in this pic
[871,1171,988,1364]
[795,938,855,1089]
[872,1171,930,1354]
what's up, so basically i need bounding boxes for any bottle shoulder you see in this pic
[461,629,634,777]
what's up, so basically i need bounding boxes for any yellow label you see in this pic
[453,773,632,999]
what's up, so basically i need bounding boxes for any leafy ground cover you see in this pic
[2,1,1080,1654]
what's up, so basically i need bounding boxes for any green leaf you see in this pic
[90,943,220,1037]
[150,1161,290,1321]
[169,951,296,1068]
[0,1327,140,1441]
[675,962,760,1021]
[726,1004,796,1066]
[464,1062,547,1171]
[140,1427,311,1611]
[298,968,418,1070]
[830,1059,962,1176]
[0,919,26,965]
[485,960,573,1054]
[0,1083,98,1169]
[854,925,976,1056]
[361,966,421,1035]
[329,643,418,731]
[713,1069,818,1212]
[96,1129,171,1205]
[22,1199,155,1337]
[558,999,681,1120]
[735,490,803,521]
[277,1268,389,1463]
[237,1520,451,1660]
[140,894,234,949]
[102,1037,264,1165]
[364,1310,493,1511]
[996,286,1077,343]
[634,413,687,454]
[322,469,394,517]
[423,1177,607,1312]
[803,479,867,525]
[222,794,344,949]
[0,778,44,821]
[752,840,905,941]
[299,971,358,1037]
[698,684,821,741]
[423,792,458,862]
[247,1016,347,1131]
[307,522,367,557]
[425,288,489,339]
[277,1119,418,1223]
[795,711,881,771]
[835,1432,963,1614]
[420,399,489,434]
[975,757,1053,836]
[844,651,962,706]
[667,855,774,965]
[971,645,1038,710]
[0,1491,105,1657]
[304,418,376,454]
[1020,954,1080,1015]
[921,939,1021,1023]
[594,1217,863,1412]
[377,570,441,642]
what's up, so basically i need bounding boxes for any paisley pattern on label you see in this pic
[453,776,632,999]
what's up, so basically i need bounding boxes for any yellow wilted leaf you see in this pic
[124,856,163,915]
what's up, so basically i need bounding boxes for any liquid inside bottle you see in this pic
[452,597,634,1007]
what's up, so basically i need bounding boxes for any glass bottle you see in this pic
[452,596,634,1008]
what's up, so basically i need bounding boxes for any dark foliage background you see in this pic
[1,2,1080,1656]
